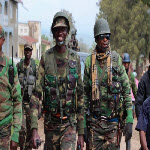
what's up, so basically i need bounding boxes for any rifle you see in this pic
[77,144,81,150]
[126,139,131,150]
[36,139,42,148]
[9,46,14,85]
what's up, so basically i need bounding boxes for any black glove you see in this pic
[124,123,133,142]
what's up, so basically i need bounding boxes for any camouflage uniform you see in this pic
[128,72,137,99]
[68,28,80,51]
[30,47,84,149]
[84,19,133,150]
[17,58,36,150]
[0,52,22,150]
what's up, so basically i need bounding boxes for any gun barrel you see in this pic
[126,139,131,150]
[12,46,13,66]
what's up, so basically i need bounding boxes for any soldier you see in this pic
[83,18,133,150]
[17,43,37,150]
[30,12,84,150]
[0,25,22,150]
[68,28,80,51]
[122,53,137,99]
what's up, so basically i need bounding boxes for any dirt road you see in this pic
[36,118,140,150]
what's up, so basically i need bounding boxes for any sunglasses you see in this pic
[99,34,110,40]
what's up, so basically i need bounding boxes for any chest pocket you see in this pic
[65,60,78,115]
[44,75,58,114]
[108,67,122,94]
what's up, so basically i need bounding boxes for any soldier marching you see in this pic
[1,10,149,150]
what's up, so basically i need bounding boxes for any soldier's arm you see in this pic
[118,56,133,123]
[131,73,137,100]
[76,55,84,135]
[11,63,22,143]
[83,56,91,111]
[30,55,45,130]
[135,78,145,119]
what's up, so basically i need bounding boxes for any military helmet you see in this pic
[71,28,77,35]
[51,11,70,34]
[122,53,130,63]
[94,18,110,38]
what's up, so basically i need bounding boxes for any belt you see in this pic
[93,115,118,122]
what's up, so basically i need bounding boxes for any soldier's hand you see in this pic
[124,123,133,142]
[77,135,84,150]
[30,128,40,149]
[10,141,18,150]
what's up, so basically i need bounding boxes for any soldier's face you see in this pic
[97,34,110,51]
[53,27,68,42]
[24,48,32,59]
[123,62,130,70]
[0,37,5,50]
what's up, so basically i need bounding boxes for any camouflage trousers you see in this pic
[19,104,31,150]
[88,119,119,150]
[0,123,11,150]
[44,121,76,150]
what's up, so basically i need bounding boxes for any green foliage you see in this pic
[35,59,40,66]
[41,34,50,55]
[61,9,75,31]
[97,0,150,60]
[41,34,49,41]
[142,0,150,7]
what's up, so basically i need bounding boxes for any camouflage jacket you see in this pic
[84,50,133,123]
[128,72,137,99]
[30,47,84,134]
[0,52,22,142]
[17,58,36,103]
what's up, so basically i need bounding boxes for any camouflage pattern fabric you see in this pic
[30,47,84,147]
[18,104,31,150]
[128,72,137,99]
[0,123,11,150]
[88,119,118,150]
[44,122,76,150]
[68,38,80,51]
[0,52,22,143]
[17,59,36,150]
[84,50,133,122]
[84,50,133,149]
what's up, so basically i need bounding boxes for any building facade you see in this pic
[0,0,22,57]
[18,21,41,60]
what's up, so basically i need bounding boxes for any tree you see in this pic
[78,38,91,53]
[97,0,150,78]
[41,34,50,55]
[142,0,150,7]
[61,9,75,31]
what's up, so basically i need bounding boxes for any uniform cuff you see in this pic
[126,109,133,123]
[31,122,38,130]
[78,128,84,135]
[31,116,38,130]
[11,132,19,143]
